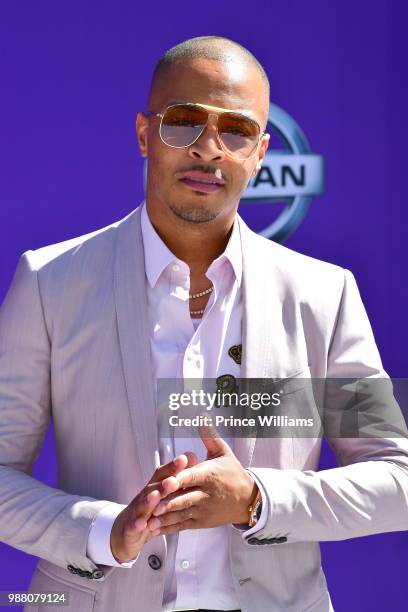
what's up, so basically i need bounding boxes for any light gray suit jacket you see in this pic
[0,204,407,612]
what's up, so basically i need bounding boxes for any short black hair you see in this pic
[148,35,270,111]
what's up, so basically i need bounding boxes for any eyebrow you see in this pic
[165,98,187,106]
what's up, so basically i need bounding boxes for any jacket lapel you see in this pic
[114,205,160,484]
[233,214,265,467]
[238,212,303,379]
[234,214,289,467]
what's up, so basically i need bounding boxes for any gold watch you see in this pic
[248,487,262,527]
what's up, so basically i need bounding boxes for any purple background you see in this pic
[1,1,407,610]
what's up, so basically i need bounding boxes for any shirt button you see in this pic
[172,264,180,272]
[180,559,190,569]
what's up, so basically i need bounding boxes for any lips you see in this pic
[177,170,225,193]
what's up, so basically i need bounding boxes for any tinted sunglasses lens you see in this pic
[160,105,207,147]
[218,113,260,158]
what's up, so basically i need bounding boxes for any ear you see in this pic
[135,112,149,158]
[252,133,270,178]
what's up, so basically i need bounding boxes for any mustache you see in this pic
[176,164,227,181]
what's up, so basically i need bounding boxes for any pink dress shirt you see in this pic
[87,201,267,610]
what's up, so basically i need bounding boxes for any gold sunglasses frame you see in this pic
[146,102,266,160]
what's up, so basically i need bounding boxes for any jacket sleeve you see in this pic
[247,268,408,544]
[0,251,116,574]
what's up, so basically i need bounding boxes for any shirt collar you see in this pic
[140,201,242,288]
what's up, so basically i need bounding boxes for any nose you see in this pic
[188,115,226,162]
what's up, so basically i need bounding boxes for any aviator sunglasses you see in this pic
[146,102,265,160]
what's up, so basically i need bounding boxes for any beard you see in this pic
[168,201,217,224]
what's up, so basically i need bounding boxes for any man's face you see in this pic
[136,57,270,226]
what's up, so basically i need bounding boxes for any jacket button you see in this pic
[148,554,162,570]
[92,569,104,580]
[77,569,92,578]
[247,537,258,545]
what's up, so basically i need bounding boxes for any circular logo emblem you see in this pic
[240,102,324,242]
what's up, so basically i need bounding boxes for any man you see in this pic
[0,35,407,612]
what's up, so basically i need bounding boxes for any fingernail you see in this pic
[152,529,161,536]
[154,504,165,516]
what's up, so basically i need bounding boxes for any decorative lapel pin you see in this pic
[228,344,242,365]
[215,374,238,407]
[216,374,237,394]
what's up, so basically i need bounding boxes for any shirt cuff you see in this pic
[87,502,140,567]
[232,469,269,536]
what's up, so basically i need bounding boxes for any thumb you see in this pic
[198,423,232,458]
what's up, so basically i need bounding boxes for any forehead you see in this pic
[152,57,268,125]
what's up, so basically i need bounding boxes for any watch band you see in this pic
[248,487,262,527]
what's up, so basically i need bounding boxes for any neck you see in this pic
[145,198,236,276]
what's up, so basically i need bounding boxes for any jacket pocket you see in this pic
[27,565,96,611]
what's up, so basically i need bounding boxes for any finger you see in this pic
[171,462,208,491]
[151,489,203,517]
[144,529,157,543]
[153,519,197,536]
[147,504,197,530]
[198,423,232,458]
[148,452,200,499]
[149,453,198,490]
[184,450,199,468]
[133,488,161,524]
[159,475,180,497]
[148,454,189,484]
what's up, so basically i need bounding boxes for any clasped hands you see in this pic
[110,426,258,563]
